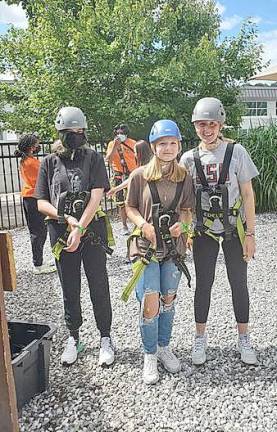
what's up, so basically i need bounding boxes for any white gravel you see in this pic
[4,213,277,432]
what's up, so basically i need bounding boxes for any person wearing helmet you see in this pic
[14,134,56,275]
[35,107,115,367]
[180,97,259,366]
[125,119,194,384]
[106,123,137,235]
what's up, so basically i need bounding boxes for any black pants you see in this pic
[23,197,47,267]
[193,233,249,324]
[48,221,112,337]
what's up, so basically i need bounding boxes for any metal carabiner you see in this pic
[72,199,85,213]
[209,195,222,208]
[158,214,171,228]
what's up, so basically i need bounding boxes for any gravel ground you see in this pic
[4,213,277,432]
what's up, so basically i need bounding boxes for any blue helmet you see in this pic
[149,119,182,144]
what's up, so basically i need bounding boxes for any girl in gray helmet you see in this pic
[180,97,259,366]
[35,106,114,367]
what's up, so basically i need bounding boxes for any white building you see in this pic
[239,85,277,130]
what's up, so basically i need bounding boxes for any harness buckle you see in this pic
[209,194,222,210]
[158,214,171,228]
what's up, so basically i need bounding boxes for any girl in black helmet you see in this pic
[35,106,114,367]
[180,97,259,366]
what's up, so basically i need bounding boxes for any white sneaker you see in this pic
[61,336,79,366]
[98,337,115,366]
[238,334,257,365]
[192,334,207,365]
[157,346,181,373]
[143,353,159,385]
[33,263,56,275]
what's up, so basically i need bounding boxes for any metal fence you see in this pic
[0,141,116,229]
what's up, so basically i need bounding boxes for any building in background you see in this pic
[239,85,277,130]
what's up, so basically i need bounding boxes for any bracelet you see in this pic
[245,232,255,237]
[180,222,192,234]
[76,225,87,235]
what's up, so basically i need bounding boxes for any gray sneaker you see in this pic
[192,334,207,365]
[238,334,257,365]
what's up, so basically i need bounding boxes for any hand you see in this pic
[64,227,82,252]
[141,222,156,247]
[65,215,79,229]
[242,236,256,262]
[113,138,121,149]
[106,187,116,198]
[186,236,193,251]
[169,222,182,238]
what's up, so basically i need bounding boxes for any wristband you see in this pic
[76,225,87,235]
[138,221,146,230]
[245,232,255,237]
[180,222,192,234]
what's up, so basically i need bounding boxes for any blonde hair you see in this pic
[143,154,187,182]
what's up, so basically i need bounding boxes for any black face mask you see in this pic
[32,145,41,154]
[60,131,86,151]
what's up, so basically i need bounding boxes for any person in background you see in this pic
[14,134,56,275]
[180,97,259,366]
[107,140,153,199]
[105,123,137,235]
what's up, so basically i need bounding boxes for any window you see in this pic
[245,101,267,116]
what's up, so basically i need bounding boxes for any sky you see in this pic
[0,0,277,66]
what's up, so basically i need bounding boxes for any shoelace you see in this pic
[194,337,206,352]
[145,355,157,373]
[161,348,175,361]
[101,337,113,351]
[66,337,77,350]
[240,335,252,351]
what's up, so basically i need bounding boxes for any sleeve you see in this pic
[125,171,140,208]
[90,153,110,192]
[235,144,259,184]
[34,158,50,201]
[180,174,195,210]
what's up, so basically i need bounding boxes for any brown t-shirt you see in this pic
[125,166,194,259]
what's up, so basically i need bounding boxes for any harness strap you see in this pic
[218,143,235,185]
[117,145,130,176]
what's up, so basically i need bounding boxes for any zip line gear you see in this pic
[52,191,115,260]
[149,120,182,144]
[121,244,156,303]
[191,97,226,123]
[193,143,245,244]
[148,180,191,286]
[55,107,88,131]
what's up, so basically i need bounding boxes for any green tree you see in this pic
[0,0,263,144]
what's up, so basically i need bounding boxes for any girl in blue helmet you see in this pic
[125,119,194,384]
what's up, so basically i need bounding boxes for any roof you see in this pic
[251,65,277,81]
[239,86,277,101]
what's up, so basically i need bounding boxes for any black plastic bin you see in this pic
[8,320,57,410]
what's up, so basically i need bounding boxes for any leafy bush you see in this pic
[237,124,277,212]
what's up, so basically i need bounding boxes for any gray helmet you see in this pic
[55,107,88,131]
[192,97,226,124]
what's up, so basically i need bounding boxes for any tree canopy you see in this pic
[0,0,263,144]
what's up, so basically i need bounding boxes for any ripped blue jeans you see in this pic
[136,259,181,354]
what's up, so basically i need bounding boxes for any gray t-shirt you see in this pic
[180,141,259,233]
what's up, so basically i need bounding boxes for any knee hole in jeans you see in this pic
[142,292,160,320]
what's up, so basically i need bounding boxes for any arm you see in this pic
[125,205,156,246]
[107,178,129,197]
[240,180,256,261]
[105,139,120,164]
[65,188,104,252]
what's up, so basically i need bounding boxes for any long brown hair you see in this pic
[135,140,153,166]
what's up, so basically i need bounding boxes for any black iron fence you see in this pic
[0,141,116,229]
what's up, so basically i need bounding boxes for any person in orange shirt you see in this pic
[14,134,56,274]
[105,124,137,235]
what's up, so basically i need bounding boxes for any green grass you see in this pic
[236,124,277,212]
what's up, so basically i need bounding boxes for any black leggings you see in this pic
[23,197,47,267]
[193,233,249,324]
[48,221,112,337]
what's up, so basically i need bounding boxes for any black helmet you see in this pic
[113,123,129,136]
